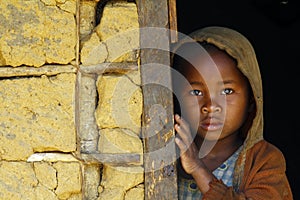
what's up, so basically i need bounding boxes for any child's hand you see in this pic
[174,114,202,175]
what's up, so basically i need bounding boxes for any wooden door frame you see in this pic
[137,0,178,199]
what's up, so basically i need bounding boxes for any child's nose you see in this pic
[201,100,222,113]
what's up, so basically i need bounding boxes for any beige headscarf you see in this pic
[174,26,264,189]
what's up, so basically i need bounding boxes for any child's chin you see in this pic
[201,131,223,141]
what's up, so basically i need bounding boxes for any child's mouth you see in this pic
[200,117,224,131]
[200,122,223,131]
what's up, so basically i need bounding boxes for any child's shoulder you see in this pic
[253,139,283,152]
[248,140,286,165]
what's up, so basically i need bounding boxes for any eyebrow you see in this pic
[222,80,236,85]
[190,81,205,86]
[189,80,236,86]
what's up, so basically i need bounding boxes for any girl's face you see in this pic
[177,49,251,141]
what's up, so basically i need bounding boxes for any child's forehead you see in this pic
[178,49,245,82]
[175,41,235,64]
[173,41,245,83]
[181,49,236,71]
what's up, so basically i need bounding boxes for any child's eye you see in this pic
[221,88,233,95]
[189,90,203,96]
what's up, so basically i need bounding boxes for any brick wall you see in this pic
[0,0,144,199]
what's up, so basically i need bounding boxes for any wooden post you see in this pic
[137,0,178,199]
[168,0,178,43]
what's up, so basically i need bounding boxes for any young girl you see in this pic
[172,26,293,199]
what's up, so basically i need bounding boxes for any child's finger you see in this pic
[175,116,193,143]
[175,123,194,150]
[175,114,190,132]
[175,137,188,152]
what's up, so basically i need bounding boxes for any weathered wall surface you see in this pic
[0,0,144,199]
[0,0,76,67]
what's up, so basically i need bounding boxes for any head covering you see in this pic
[173,26,264,189]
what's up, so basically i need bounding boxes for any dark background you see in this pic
[175,0,299,198]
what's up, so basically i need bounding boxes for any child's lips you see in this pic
[200,118,224,131]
